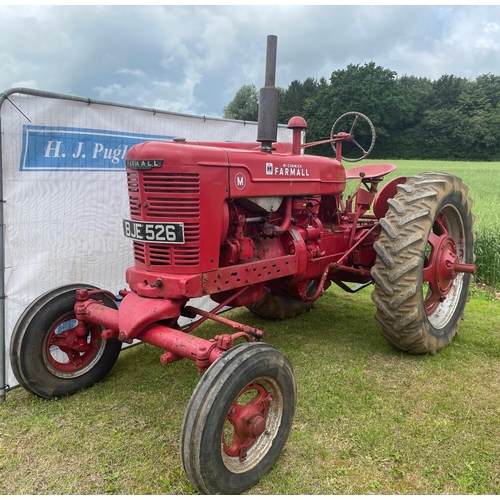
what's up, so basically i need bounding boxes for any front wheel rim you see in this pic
[43,313,105,378]
[222,376,284,474]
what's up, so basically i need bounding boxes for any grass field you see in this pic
[1,160,499,494]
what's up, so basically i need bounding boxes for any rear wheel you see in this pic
[10,284,122,398]
[371,173,475,354]
[246,281,317,319]
[180,342,296,494]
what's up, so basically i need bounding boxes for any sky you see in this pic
[1,5,500,119]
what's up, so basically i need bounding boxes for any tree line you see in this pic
[223,62,500,161]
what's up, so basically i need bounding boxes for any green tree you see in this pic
[458,85,491,117]
[303,62,410,157]
[417,108,466,159]
[431,75,469,109]
[223,84,259,121]
[476,73,500,109]
[398,75,434,125]
[222,63,500,160]
[279,77,320,123]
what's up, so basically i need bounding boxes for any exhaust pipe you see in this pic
[257,35,279,153]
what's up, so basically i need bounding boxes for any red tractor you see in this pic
[11,36,476,494]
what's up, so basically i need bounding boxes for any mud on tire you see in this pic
[371,172,475,354]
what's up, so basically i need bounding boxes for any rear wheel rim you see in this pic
[422,204,465,329]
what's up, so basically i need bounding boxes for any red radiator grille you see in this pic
[143,172,200,219]
[183,221,201,242]
[142,172,200,194]
[128,171,201,268]
[132,242,201,267]
[146,198,199,218]
[132,241,146,264]
[127,172,141,217]
[149,244,173,266]
[173,246,199,265]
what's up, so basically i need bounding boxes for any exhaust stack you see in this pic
[257,35,279,153]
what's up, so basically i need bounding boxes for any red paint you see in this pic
[45,316,103,373]
[224,383,272,460]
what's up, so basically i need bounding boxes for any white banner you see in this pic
[1,92,292,388]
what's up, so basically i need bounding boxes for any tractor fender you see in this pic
[373,176,407,219]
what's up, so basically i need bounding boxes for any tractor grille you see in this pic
[128,171,201,268]
[127,172,141,217]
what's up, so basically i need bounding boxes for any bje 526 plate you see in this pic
[123,219,185,244]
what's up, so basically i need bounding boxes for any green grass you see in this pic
[1,286,500,494]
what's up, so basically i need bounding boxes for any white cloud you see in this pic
[10,79,39,89]
[116,68,147,78]
[93,83,123,98]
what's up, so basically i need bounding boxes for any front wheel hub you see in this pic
[45,317,103,375]
[248,414,266,438]
[224,383,271,460]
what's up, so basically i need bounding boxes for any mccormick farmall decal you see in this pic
[265,161,310,177]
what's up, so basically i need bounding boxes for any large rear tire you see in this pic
[10,284,122,398]
[371,173,475,354]
[180,342,296,494]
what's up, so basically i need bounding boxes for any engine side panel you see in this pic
[227,149,346,198]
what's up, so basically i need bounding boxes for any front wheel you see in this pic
[371,173,475,354]
[10,284,122,398]
[180,342,297,494]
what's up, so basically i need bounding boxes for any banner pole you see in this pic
[0,98,6,404]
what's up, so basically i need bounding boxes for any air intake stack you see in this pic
[257,35,279,153]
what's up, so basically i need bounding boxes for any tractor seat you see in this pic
[345,163,397,180]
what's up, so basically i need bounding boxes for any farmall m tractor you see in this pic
[11,36,476,494]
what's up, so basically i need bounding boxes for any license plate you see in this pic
[123,219,185,244]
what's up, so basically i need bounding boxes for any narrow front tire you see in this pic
[10,284,122,398]
[180,342,296,494]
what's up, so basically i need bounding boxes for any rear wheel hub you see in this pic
[423,213,475,316]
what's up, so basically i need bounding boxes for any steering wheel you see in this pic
[330,111,376,162]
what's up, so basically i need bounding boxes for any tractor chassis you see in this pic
[72,286,267,373]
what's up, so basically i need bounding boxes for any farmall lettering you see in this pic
[11,35,477,497]
[275,163,309,177]
[265,162,309,177]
